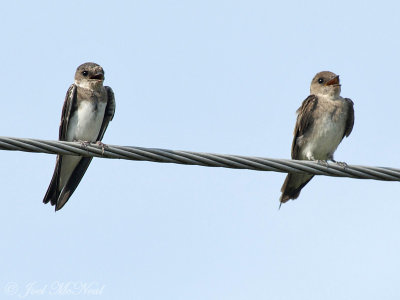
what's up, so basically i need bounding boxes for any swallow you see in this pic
[280,71,354,206]
[43,62,116,211]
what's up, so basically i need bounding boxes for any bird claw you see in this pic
[330,159,347,168]
[335,161,348,168]
[317,160,329,167]
[95,141,107,155]
[77,140,90,149]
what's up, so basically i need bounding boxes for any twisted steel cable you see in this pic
[0,136,399,181]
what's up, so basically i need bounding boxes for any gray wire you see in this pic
[0,136,398,181]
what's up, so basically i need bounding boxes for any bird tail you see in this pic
[43,156,93,211]
[43,156,62,206]
[54,157,93,211]
[279,173,314,205]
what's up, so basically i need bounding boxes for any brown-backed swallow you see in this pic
[43,62,116,211]
[280,71,354,206]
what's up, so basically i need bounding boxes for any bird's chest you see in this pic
[67,100,107,142]
[314,106,346,139]
[301,100,347,159]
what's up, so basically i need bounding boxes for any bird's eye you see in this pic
[82,71,89,77]
[318,78,324,84]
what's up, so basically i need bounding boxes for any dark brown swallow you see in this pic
[280,71,354,206]
[43,62,116,211]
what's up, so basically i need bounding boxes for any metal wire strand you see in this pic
[0,136,399,181]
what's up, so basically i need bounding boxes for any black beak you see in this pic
[90,73,104,80]
[325,75,340,86]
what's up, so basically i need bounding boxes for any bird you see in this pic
[43,62,116,211]
[279,71,354,206]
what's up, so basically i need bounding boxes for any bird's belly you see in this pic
[66,101,107,142]
[301,116,345,160]
[59,101,106,188]
[59,155,81,188]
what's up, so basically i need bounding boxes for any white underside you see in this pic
[66,100,107,142]
[59,100,107,188]
[299,97,348,161]
[300,114,345,160]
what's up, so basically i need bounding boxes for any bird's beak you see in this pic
[90,73,104,80]
[325,75,340,86]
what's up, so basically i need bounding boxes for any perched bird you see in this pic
[43,62,116,211]
[280,71,354,205]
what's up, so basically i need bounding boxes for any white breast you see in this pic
[66,100,107,142]
[58,100,107,188]
[300,99,347,160]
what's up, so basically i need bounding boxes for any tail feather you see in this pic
[43,156,93,211]
[55,157,93,211]
[280,173,314,205]
[43,156,62,205]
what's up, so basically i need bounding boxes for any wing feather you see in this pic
[43,84,77,205]
[291,95,318,159]
[343,98,354,139]
[97,86,115,141]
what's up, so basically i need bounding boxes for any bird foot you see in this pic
[77,140,91,149]
[317,160,329,167]
[335,161,348,168]
[329,159,347,168]
[95,141,108,155]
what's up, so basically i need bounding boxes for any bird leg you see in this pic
[76,140,91,149]
[330,159,348,168]
[316,160,329,167]
[95,141,107,155]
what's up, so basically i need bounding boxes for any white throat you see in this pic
[75,79,103,90]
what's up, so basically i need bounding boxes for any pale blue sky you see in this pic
[1,0,400,299]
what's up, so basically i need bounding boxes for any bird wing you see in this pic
[291,95,318,159]
[97,86,116,141]
[342,98,354,139]
[43,84,77,205]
